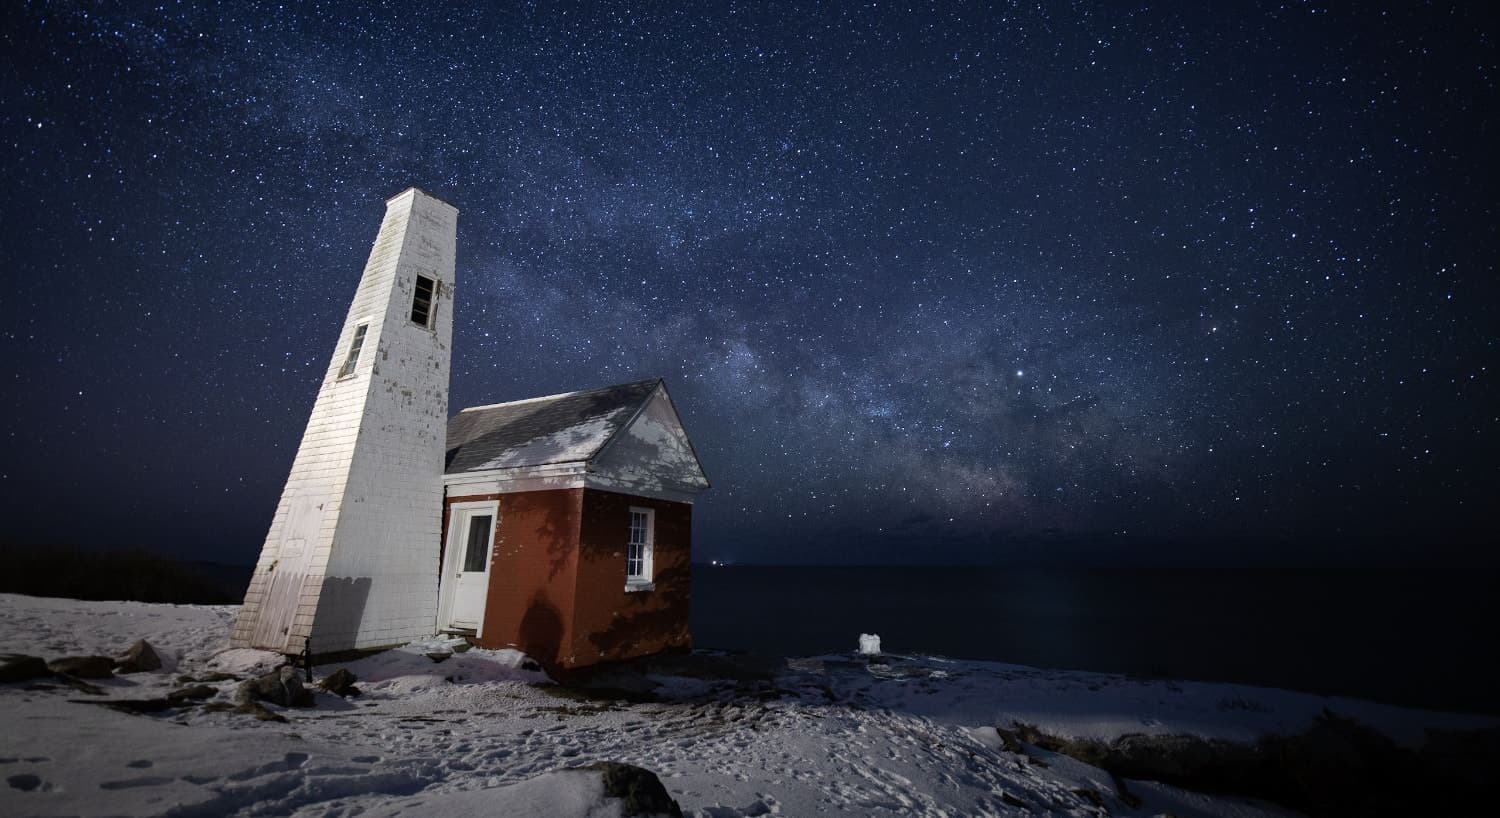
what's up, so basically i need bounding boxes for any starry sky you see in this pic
[1,2,1495,566]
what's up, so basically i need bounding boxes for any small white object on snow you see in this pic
[858,633,882,655]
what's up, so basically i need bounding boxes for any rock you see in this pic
[318,668,360,698]
[47,655,115,679]
[54,675,107,696]
[993,727,1025,754]
[114,640,162,674]
[0,654,49,683]
[205,700,287,722]
[167,684,217,703]
[425,650,453,663]
[1072,788,1106,809]
[236,666,314,708]
[7,773,42,792]
[244,702,287,722]
[72,697,176,714]
[583,761,684,817]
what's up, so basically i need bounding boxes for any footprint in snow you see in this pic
[126,759,154,769]
[226,752,310,781]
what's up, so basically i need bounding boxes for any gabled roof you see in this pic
[445,379,663,475]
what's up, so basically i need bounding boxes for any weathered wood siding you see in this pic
[233,188,456,655]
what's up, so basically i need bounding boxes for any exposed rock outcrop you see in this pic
[0,654,49,683]
[317,668,360,698]
[167,684,217,703]
[114,640,162,674]
[235,666,314,708]
[999,713,1500,818]
[583,761,684,817]
[47,655,115,679]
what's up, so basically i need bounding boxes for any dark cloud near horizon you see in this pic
[0,2,1495,565]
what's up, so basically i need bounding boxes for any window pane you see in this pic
[627,511,650,580]
[337,324,368,378]
[462,514,492,573]
[411,275,435,326]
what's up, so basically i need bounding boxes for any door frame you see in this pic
[437,499,500,636]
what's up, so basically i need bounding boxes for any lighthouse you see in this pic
[231,188,458,655]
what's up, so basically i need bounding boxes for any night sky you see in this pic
[1,2,1495,567]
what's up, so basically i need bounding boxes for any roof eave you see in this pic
[443,460,590,481]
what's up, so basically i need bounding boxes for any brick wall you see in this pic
[571,488,692,666]
[449,487,691,670]
[462,489,584,668]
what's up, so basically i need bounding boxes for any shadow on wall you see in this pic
[539,493,577,582]
[519,592,565,669]
[587,564,692,659]
[308,576,372,653]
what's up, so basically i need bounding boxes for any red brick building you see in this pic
[438,379,709,670]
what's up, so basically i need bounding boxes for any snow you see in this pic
[2,592,1495,817]
[363,769,653,818]
[858,633,882,655]
[474,416,618,470]
[205,649,285,677]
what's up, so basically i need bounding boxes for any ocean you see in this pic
[690,564,1499,715]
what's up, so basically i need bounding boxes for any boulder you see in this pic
[7,773,43,792]
[55,675,106,696]
[0,654,49,683]
[167,684,217,703]
[358,762,684,817]
[584,761,684,817]
[203,700,288,722]
[114,640,163,674]
[47,655,115,679]
[236,666,314,708]
[317,668,360,698]
[97,698,176,714]
[243,702,287,722]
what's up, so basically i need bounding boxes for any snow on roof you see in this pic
[445,378,661,474]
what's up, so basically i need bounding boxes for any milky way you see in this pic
[1,2,1494,564]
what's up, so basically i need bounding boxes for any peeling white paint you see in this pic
[233,188,457,655]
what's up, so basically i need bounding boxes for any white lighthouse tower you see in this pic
[231,188,458,655]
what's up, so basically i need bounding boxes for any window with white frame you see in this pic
[626,507,654,585]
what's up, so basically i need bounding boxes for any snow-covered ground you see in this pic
[1,593,1494,817]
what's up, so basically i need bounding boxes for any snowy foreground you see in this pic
[1,594,1494,817]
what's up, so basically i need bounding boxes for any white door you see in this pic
[251,490,328,650]
[446,508,495,630]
